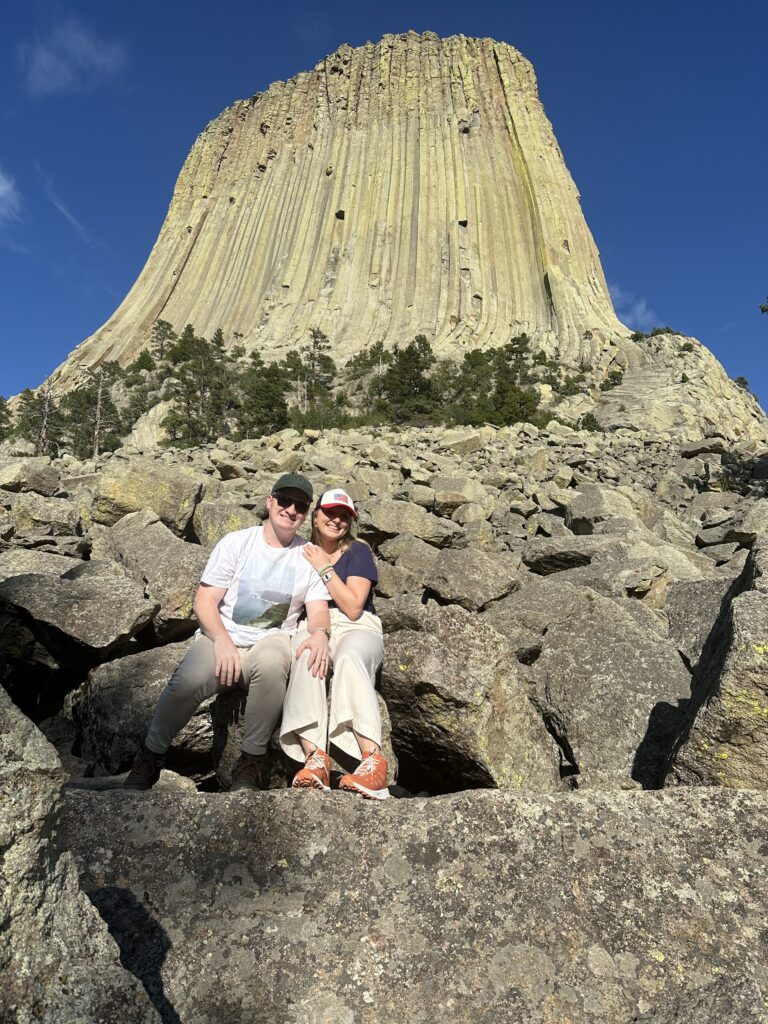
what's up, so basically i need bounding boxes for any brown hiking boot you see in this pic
[339,751,390,800]
[231,752,269,792]
[292,748,331,792]
[123,744,166,791]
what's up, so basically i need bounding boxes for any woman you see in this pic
[279,489,388,800]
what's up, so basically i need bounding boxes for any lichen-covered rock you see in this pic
[0,688,160,1024]
[497,581,691,788]
[191,498,261,547]
[110,509,208,640]
[668,587,768,789]
[61,786,768,1024]
[421,546,522,610]
[8,491,82,536]
[0,548,76,583]
[91,456,204,534]
[381,602,560,792]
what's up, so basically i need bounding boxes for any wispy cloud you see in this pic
[0,164,22,224]
[609,281,657,332]
[37,164,102,248]
[19,18,127,97]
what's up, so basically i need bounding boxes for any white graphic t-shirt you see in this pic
[200,526,328,647]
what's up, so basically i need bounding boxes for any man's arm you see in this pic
[193,583,241,686]
[295,599,330,678]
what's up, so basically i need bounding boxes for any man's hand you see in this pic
[213,635,241,687]
[296,629,330,679]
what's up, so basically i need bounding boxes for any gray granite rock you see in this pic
[381,602,560,792]
[61,787,768,1024]
[91,456,205,534]
[70,639,213,777]
[0,457,60,496]
[359,498,462,547]
[0,688,160,1024]
[110,509,209,640]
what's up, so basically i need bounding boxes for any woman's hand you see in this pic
[303,543,332,571]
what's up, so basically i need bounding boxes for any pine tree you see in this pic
[0,396,11,441]
[150,319,177,361]
[14,385,64,456]
[372,334,438,422]
[233,352,289,439]
[59,364,123,459]
[161,328,237,446]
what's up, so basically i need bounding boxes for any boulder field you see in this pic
[2,419,768,1022]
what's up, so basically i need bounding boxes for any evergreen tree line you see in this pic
[2,322,608,456]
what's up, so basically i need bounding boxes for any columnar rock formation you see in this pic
[57,32,625,380]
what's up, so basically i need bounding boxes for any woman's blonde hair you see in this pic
[311,507,355,553]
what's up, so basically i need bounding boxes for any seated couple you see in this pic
[124,473,388,800]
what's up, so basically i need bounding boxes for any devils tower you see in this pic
[59,33,622,370]
[48,31,767,442]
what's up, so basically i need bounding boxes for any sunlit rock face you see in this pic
[49,31,768,444]
[57,32,624,375]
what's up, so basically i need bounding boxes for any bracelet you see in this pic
[316,564,333,575]
[311,627,331,638]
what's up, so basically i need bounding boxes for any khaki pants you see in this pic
[280,609,384,762]
[145,631,313,757]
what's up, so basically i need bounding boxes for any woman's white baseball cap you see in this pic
[316,489,357,518]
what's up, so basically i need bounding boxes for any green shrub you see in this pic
[599,370,624,391]
[579,412,602,432]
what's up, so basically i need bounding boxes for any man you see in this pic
[124,473,330,791]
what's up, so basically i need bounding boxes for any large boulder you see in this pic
[486,579,691,788]
[667,586,768,789]
[70,640,212,777]
[0,456,60,496]
[421,546,522,610]
[61,787,768,1024]
[0,688,160,1023]
[91,456,205,534]
[381,602,560,792]
[0,572,158,663]
[191,498,261,547]
[7,491,82,537]
[359,498,462,547]
[110,510,209,640]
[0,548,77,583]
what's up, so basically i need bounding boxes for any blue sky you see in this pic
[2,1,767,408]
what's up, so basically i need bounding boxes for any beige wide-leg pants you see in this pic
[145,630,314,757]
[280,609,384,762]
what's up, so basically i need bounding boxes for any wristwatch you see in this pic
[320,570,334,583]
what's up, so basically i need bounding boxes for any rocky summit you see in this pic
[2,414,768,1022]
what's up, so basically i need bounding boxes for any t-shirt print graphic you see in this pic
[232,552,297,630]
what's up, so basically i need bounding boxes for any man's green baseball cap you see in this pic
[271,473,313,501]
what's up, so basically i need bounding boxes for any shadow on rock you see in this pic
[88,885,181,1024]
[632,699,688,789]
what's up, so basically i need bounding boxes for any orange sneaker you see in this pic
[292,748,331,792]
[339,751,390,800]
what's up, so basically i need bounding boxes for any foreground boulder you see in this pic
[668,589,768,788]
[0,689,159,1023]
[61,787,768,1024]
[381,601,560,792]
